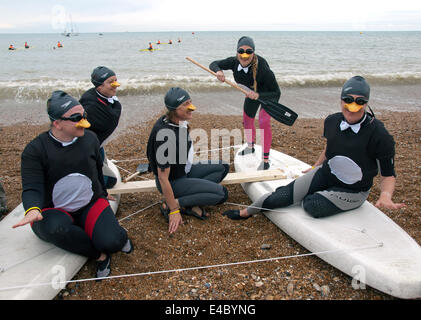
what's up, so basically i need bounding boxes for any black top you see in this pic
[209,55,281,101]
[21,130,107,212]
[79,88,122,145]
[322,112,395,191]
[147,116,192,181]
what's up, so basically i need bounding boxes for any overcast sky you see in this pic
[1,0,421,33]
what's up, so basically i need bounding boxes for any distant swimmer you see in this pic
[8,44,16,50]
[57,41,63,48]
[24,42,30,49]
[178,38,181,43]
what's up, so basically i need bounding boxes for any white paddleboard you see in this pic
[0,159,121,300]
[234,144,421,299]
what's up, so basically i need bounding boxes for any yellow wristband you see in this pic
[25,207,41,216]
[169,209,180,215]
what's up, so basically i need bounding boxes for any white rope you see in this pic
[0,242,382,293]
[110,158,148,163]
[112,164,133,175]
[193,144,243,155]
[118,201,160,223]
[110,145,243,165]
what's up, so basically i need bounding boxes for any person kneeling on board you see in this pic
[147,87,229,234]
[80,66,122,188]
[223,76,405,220]
[13,91,133,279]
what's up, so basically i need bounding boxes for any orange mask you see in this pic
[75,118,91,128]
[344,102,364,113]
[187,103,196,111]
[110,81,120,88]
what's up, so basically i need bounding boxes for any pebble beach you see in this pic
[1,109,419,301]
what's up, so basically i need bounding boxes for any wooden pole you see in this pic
[108,169,286,195]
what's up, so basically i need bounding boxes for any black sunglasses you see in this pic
[341,96,368,105]
[60,111,87,122]
[237,48,254,55]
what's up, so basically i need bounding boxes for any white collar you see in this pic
[49,131,78,147]
[96,90,119,104]
[237,64,249,73]
[340,114,367,134]
[167,120,189,128]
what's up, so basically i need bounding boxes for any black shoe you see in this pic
[257,161,270,170]
[239,147,255,156]
[159,202,170,222]
[222,209,251,220]
[96,254,111,279]
[182,206,208,220]
[0,205,7,216]
[121,238,133,254]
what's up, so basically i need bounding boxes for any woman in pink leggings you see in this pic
[210,36,281,170]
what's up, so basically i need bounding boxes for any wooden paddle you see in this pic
[186,57,298,126]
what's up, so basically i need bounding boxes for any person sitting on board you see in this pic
[57,41,63,48]
[146,87,229,234]
[223,76,405,220]
[80,66,122,188]
[12,91,133,278]
[168,40,172,44]
[210,36,281,170]
[0,180,7,216]
[148,42,153,50]
[8,44,15,50]
[24,42,29,49]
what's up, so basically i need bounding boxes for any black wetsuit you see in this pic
[147,116,229,208]
[248,112,396,218]
[79,88,122,187]
[210,55,280,158]
[0,180,6,215]
[79,88,122,146]
[209,55,281,117]
[21,130,127,259]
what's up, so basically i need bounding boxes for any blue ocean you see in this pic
[0,31,420,126]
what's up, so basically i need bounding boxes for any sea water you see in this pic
[0,31,420,126]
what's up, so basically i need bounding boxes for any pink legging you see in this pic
[243,108,272,158]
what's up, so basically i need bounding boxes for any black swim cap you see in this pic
[237,36,255,51]
[164,87,191,110]
[341,76,370,100]
[47,90,80,121]
[91,66,116,87]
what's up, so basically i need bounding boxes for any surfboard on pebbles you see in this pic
[234,144,421,299]
[0,159,121,300]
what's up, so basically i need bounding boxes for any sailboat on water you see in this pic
[62,14,79,37]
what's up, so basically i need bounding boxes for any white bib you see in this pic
[52,173,94,212]
[328,156,363,185]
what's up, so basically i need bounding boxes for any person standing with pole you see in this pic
[209,36,281,170]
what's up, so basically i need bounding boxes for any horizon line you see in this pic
[1,29,421,34]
